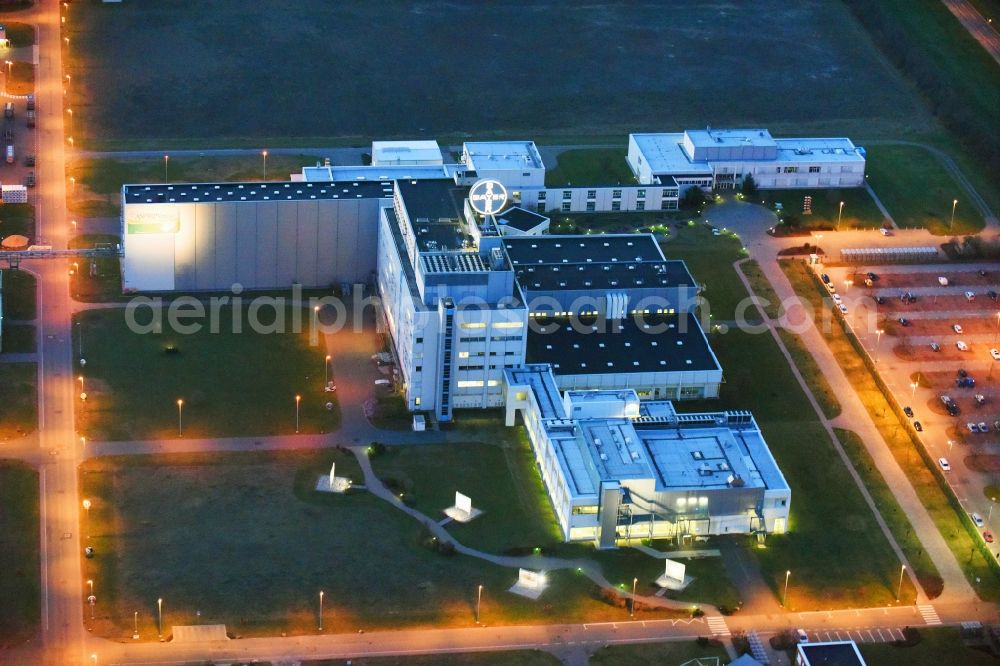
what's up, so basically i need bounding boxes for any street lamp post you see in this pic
[782,570,791,608]
[837,201,844,231]
[911,381,918,399]
[82,499,91,535]
[989,498,996,522]
[295,394,301,433]
[950,199,958,229]
[844,279,852,294]
[630,576,638,618]
[157,598,163,639]
[875,329,885,363]
[325,355,331,386]
[176,399,184,437]
[70,176,76,193]
[896,564,906,601]
[318,590,324,631]
[164,155,169,183]
[77,321,83,359]
[262,150,268,180]
[476,584,483,624]
[133,611,139,640]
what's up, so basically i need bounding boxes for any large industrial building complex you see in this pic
[117,129,816,545]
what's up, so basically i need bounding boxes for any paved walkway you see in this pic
[864,182,896,228]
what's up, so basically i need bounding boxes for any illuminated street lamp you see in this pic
[176,399,184,437]
[950,199,958,229]
[782,570,791,607]
[910,381,918,399]
[295,395,302,433]
[989,497,997,522]
[476,584,483,624]
[262,150,268,180]
[164,155,169,183]
[4,60,11,78]
[837,201,844,231]
[71,219,77,233]
[844,279,853,294]
[70,176,76,193]
[630,576,638,618]
[87,579,94,595]
[133,611,139,640]
[875,329,885,363]
[324,355,332,386]
[896,564,906,601]
[318,590,324,631]
[157,598,163,639]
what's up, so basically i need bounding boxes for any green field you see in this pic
[311,651,560,666]
[74,305,340,440]
[864,145,985,234]
[782,259,1000,600]
[758,186,884,231]
[79,450,686,640]
[0,323,36,353]
[65,1,934,149]
[860,627,998,666]
[2,22,34,48]
[776,329,842,420]
[0,204,36,243]
[69,154,322,218]
[0,460,40,649]
[0,363,36,439]
[68,234,122,303]
[544,148,637,187]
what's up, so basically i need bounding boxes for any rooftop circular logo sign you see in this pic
[468,179,508,216]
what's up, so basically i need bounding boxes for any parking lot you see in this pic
[819,261,1000,545]
[1,95,38,201]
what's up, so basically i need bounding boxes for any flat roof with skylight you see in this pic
[464,141,545,171]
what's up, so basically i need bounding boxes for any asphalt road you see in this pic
[941,0,1000,64]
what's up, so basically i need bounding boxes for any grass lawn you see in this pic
[835,428,939,599]
[776,329,842,420]
[782,259,1000,600]
[1,323,35,353]
[311,651,560,666]
[68,154,322,218]
[549,210,684,236]
[74,304,341,440]
[661,222,757,323]
[0,460,39,649]
[685,328,906,610]
[544,148,636,187]
[0,363,36,439]
[68,234,122,303]
[65,1,934,149]
[2,22,35,48]
[79,450,686,640]
[864,145,985,234]
[0,204,36,243]
[860,626,998,665]
[590,638,729,666]
[740,259,783,320]
[758,186,884,230]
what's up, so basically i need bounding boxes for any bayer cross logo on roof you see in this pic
[468,179,509,216]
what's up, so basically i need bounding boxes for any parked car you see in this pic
[939,458,951,471]
[956,341,969,351]
[913,421,923,432]
[867,272,878,281]
[956,376,976,388]
[24,172,34,188]
[947,403,960,416]
[832,293,842,303]
[975,394,986,406]
[930,342,940,352]
[953,324,964,334]
[374,378,391,386]
[958,368,968,378]
[898,317,910,326]
[988,290,998,302]
[965,291,976,301]
[904,406,914,418]
[24,153,34,167]
[880,228,892,236]
[825,282,836,294]
[973,513,985,528]
[875,296,886,305]
[796,629,810,644]
[820,273,830,284]
[985,531,994,544]
[968,422,979,433]
[979,422,990,433]
[991,348,1000,361]
[838,304,848,315]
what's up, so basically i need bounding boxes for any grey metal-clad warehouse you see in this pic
[121,181,391,292]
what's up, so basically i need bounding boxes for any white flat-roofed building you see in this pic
[504,365,790,547]
[463,141,546,188]
[297,163,459,183]
[629,128,866,192]
[372,140,444,166]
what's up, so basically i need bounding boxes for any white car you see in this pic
[938,458,951,472]
[826,283,836,294]
[968,422,979,433]
[838,304,849,314]
[796,629,809,643]
[953,324,964,334]
[374,378,391,386]
[956,341,969,351]
[972,512,985,528]
[880,228,892,236]
[991,348,1000,361]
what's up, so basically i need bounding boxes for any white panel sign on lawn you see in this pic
[664,558,686,584]
[455,492,472,515]
[329,462,336,489]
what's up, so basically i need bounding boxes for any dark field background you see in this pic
[67,1,933,147]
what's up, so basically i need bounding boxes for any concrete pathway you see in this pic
[864,181,896,228]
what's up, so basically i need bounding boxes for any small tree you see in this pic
[741,174,758,198]
[680,186,708,210]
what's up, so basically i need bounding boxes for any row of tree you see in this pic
[842,0,1000,177]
